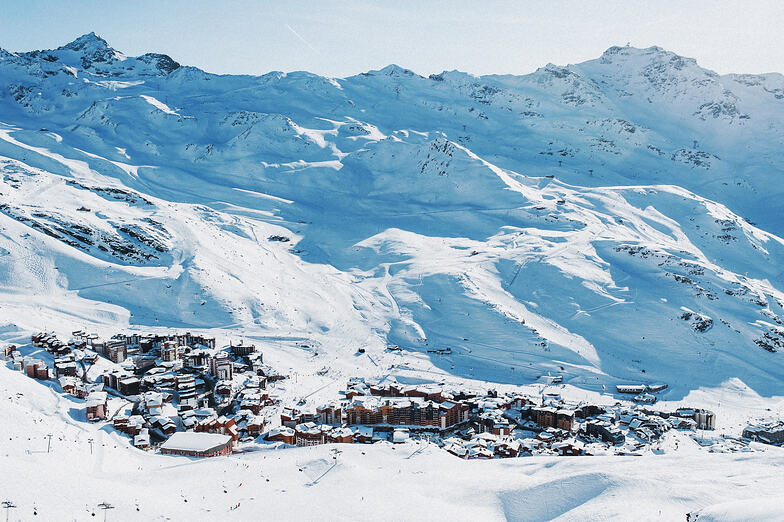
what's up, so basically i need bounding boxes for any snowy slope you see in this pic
[2,362,784,521]
[1,33,783,400]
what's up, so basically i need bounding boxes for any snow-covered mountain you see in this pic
[2,33,784,399]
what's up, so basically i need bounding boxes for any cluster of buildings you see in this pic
[3,332,749,462]
[743,420,784,445]
[267,423,372,446]
[262,377,721,460]
[98,334,275,451]
[616,383,669,404]
[8,329,283,457]
[5,345,51,380]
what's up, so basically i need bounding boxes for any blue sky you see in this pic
[1,0,782,77]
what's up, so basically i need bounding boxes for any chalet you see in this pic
[67,340,87,353]
[71,382,104,399]
[3,345,17,359]
[575,403,604,419]
[496,395,524,410]
[160,432,232,457]
[49,342,71,356]
[491,420,512,437]
[237,388,270,414]
[86,334,100,348]
[586,421,625,444]
[126,415,146,435]
[345,380,372,399]
[342,396,469,429]
[195,415,239,441]
[670,416,697,430]
[536,430,555,443]
[142,392,165,413]
[112,413,149,436]
[280,408,302,428]
[327,427,354,444]
[59,376,78,395]
[180,408,218,430]
[519,438,544,454]
[493,439,521,458]
[266,426,295,445]
[294,422,326,446]
[466,445,494,460]
[354,426,374,443]
[445,442,469,458]
[54,358,77,377]
[85,391,108,421]
[24,358,47,380]
[215,381,233,399]
[134,429,150,450]
[151,416,177,435]
[118,377,141,396]
[244,416,265,438]
[113,414,129,430]
[552,439,584,456]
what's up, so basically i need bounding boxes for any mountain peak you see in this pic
[598,45,701,68]
[59,32,112,53]
[370,64,420,77]
[51,31,122,69]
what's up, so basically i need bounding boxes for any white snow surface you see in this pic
[159,431,232,452]
[3,363,784,521]
[1,33,784,519]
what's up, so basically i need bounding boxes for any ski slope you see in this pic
[2,362,784,521]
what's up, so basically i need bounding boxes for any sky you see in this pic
[1,0,782,78]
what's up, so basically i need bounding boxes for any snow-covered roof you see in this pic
[160,432,231,452]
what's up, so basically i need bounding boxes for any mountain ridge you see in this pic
[0,33,783,400]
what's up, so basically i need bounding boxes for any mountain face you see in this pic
[1,34,783,398]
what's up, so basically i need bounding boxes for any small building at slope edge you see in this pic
[159,432,233,457]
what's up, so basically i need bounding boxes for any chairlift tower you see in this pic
[2,501,16,522]
[97,502,114,522]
